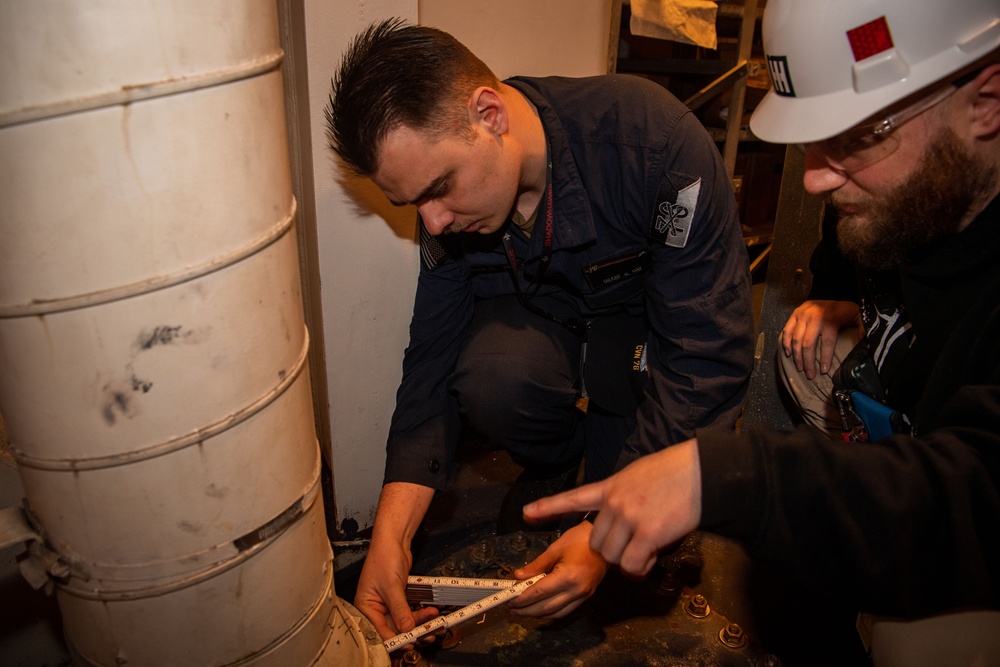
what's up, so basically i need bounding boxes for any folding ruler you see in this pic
[383,573,545,652]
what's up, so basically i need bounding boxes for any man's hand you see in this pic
[354,532,439,644]
[506,521,607,618]
[354,482,436,648]
[523,440,701,576]
[781,300,862,379]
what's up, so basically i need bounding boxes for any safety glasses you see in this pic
[798,84,957,172]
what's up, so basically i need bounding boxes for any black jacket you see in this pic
[700,194,1000,616]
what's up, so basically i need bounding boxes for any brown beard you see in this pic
[833,127,998,271]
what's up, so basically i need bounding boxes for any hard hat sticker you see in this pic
[847,16,894,62]
[766,55,796,97]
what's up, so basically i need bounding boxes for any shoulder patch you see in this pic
[419,219,448,270]
[650,177,701,248]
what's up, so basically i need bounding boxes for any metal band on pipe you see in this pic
[0,199,297,318]
[0,52,284,129]
[56,470,322,602]
[10,324,310,471]
[213,562,340,667]
[66,557,342,667]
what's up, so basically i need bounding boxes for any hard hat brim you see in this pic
[748,87,894,145]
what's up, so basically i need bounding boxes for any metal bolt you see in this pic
[509,532,528,551]
[719,623,747,649]
[440,627,462,650]
[49,561,71,579]
[401,649,422,665]
[657,573,681,596]
[470,541,493,562]
[685,594,710,618]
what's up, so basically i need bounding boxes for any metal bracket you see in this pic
[0,503,40,550]
[1,503,72,594]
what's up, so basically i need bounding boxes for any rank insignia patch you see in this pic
[651,178,700,248]
[419,218,448,270]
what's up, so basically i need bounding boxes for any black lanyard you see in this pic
[501,182,588,337]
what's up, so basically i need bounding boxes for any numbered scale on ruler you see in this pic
[383,574,546,652]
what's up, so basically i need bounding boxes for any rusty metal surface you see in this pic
[742,145,826,433]
[393,531,782,667]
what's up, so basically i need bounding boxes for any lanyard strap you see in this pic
[501,183,587,337]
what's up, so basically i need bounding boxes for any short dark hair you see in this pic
[325,18,501,176]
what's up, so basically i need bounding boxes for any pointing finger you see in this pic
[523,482,604,520]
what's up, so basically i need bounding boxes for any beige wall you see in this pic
[419,0,615,79]
[307,1,617,541]
[302,0,419,539]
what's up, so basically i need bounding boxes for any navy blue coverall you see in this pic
[383,74,755,490]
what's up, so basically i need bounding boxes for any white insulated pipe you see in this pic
[0,2,387,665]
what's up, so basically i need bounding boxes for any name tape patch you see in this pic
[583,249,650,293]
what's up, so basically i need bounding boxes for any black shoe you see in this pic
[497,460,581,535]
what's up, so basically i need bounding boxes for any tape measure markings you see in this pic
[384,574,545,652]
[407,575,521,588]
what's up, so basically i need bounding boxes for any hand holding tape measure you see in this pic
[382,574,546,652]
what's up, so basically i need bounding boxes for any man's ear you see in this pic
[969,63,1000,139]
[469,86,508,137]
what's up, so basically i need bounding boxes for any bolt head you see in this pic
[685,593,711,618]
[719,623,748,648]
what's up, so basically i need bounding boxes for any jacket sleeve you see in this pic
[383,233,473,491]
[618,111,755,466]
[698,374,1000,616]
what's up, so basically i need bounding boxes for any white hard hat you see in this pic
[749,0,1000,144]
